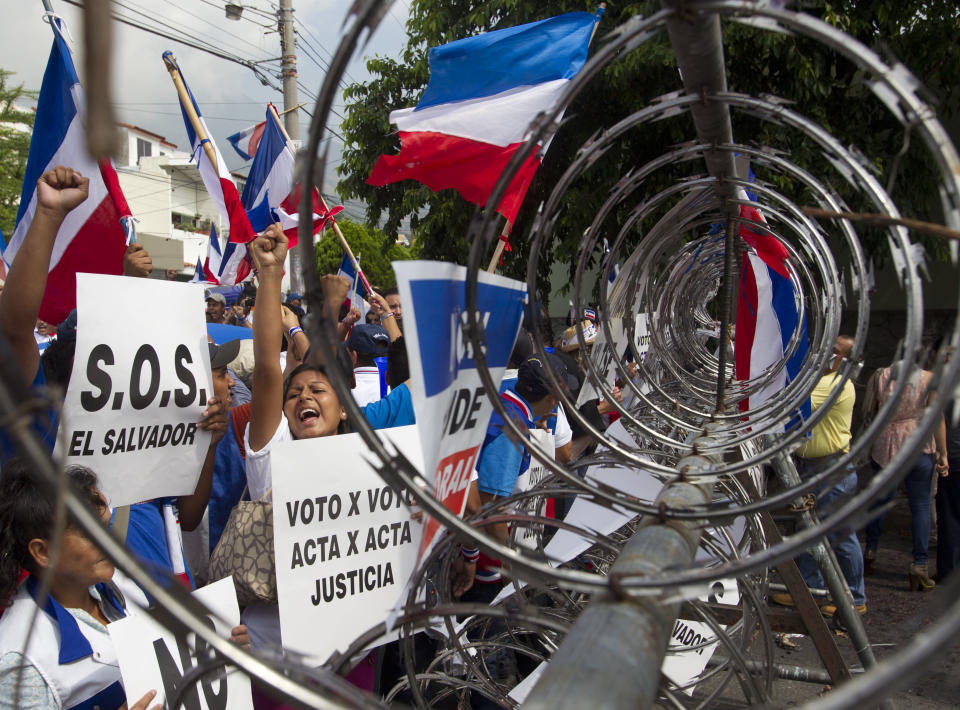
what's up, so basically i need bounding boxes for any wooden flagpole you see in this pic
[486,223,512,273]
[162,52,221,177]
[268,104,375,295]
[484,3,605,274]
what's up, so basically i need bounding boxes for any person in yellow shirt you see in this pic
[774,335,866,614]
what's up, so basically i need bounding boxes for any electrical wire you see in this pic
[58,0,283,93]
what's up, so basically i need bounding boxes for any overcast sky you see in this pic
[1,0,412,191]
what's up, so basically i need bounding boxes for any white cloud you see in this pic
[0,0,410,185]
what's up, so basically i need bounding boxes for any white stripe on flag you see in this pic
[747,251,787,408]
[6,85,106,270]
[389,78,569,148]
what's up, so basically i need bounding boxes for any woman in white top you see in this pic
[0,461,160,710]
[241,225,354,651]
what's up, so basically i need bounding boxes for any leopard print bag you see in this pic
[209,488,277,607]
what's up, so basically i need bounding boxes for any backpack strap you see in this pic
[113,505,131,544]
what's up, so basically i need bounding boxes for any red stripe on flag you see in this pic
[367,131,541,225]
[221,177,256,244]
[99,159,132,218]
[248,121,266,158]
[738,204,790,279]
[735,253,759,413]
[40,196,126,324]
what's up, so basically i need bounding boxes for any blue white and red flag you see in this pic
[4,19,133,324]
[227,119,266,161]
[216,240,253,285]
[734,188,810,425]
[202,224,222,284]
[241,105,341,249]
[367,11,599,225]
[164,51,254,245]
[336,253,369,319]
[189,255,205,283]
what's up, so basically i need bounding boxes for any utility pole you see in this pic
[278,0,303,294]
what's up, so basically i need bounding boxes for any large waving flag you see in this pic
[734,189,810,425]
[367,11,599,225]
[227,119,266,161]
[163,52,254,245]
[4,19,133,325]
[241,105,341,249]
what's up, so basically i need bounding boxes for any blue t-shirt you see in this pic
[208,410,248,553]
[110,499,194,603]
[363,382,415,429]
[476,390,535,497]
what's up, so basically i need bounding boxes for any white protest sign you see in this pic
[543,419,662,565]
[393,261,526,562]
[508,578,741,700]
[577,313,651,407]
[661,577,740,694]
[508,661,547,703]
[271,425,424,661]
[511,429,553,551]
[56,274,212,507]
[109,577,252,710]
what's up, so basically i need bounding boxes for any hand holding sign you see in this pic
[124,243,153,278]
[109,578,253,710]
[198,395,229,445]
[56,274,213,508]
[124,689,162,710]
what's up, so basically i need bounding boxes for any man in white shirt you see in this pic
[346,323,390,406]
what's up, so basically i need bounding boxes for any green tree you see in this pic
[315,217,415,291]
[337,1,960,300]
[0,70,36,239]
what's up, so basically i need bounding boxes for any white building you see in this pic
[114,123,231,277]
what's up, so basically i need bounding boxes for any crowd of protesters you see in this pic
[0,167,958,710]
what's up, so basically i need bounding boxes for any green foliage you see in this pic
[314,217,414,290]
[0,70,36,238]
[337,1,960,301]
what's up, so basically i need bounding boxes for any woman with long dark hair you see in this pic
[0,461,159,710]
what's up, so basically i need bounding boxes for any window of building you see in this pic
[136,137,152,161]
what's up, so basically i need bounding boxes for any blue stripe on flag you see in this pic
[416,12,596,110]
[16,25,79,225]
[208,224,221,256]
[241,108,288,211]
[227,128,254,161]
[767,263,811,426]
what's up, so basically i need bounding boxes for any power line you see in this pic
[114,101,274,105]
[114,0,260,62]
[120,107,266,122]
[293,17,360,86]
[157,0,277,60]
[196,0,275,28]
[58,0,283,93]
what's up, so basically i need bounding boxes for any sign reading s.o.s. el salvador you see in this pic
[393,261,527,560]
[55,274,212,507]
[271,425,424,661]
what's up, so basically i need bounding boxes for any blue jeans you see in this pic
[795,463,867,606]
[865,453,934,565]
